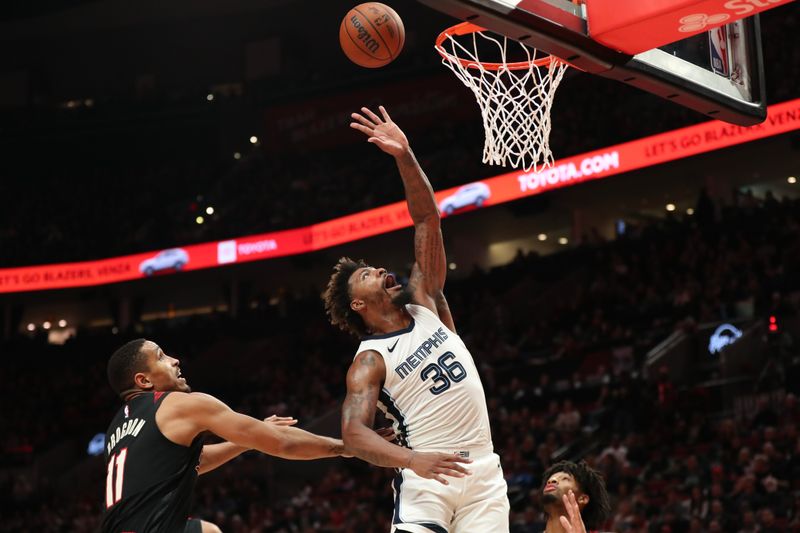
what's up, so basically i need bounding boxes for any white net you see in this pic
[437,25,568,172]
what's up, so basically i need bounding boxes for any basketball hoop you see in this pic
[435,22,568,172]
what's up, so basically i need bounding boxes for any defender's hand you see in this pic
[264,415,298,427]
[559,490,587,533]
[350,106,409,157]
[407,451,472,485]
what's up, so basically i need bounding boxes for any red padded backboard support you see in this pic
[586,0,793,55]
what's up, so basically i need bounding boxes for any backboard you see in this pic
[418,0,767,125]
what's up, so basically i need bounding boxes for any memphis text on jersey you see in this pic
[394,327,449,379]
[107,418,146,455]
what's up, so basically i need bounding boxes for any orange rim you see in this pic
[435,22,557,71]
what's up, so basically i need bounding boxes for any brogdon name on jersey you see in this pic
[356,304,493,452]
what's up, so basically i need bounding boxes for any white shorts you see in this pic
[389,452,510,533]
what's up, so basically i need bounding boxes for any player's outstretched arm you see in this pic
[158,393,345,460]
[197,415,297,475]
[350,106,455,331]
[342,350,471,484]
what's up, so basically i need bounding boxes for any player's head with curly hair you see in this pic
[323,257,412,338]
[323,257,370,338]
[540,460,611,529]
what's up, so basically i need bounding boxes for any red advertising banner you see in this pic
[1,98,798,294]
[586,0,795,55]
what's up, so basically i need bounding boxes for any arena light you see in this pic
[249,136,258,144]
[789,176,797,184]
[686,207,695,215]
[448,262,457,270]
[196,216,204,225]
[206,207,215,215]
[43,321,52,330]
[206,93,214,102]
[558,237,568,245]
[58,319,67,328]
[537,233,547,241]
[666,203,676,212]
[233,152,242,160]
[26,323,35,331]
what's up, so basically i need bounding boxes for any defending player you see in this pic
[541,461,612,533]
[323,106,510,533]
[102,339,348,533]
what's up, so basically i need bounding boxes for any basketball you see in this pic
[339,3,405,68]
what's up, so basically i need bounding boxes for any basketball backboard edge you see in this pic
[419,0,767,126]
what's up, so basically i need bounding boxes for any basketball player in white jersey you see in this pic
[323,106,510,533]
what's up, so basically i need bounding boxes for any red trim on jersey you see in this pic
[153,391,165,403]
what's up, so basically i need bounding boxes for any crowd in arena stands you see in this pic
[2,192,800,531]
[1,8,797,270]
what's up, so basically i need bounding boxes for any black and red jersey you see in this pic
[101,392,203,533]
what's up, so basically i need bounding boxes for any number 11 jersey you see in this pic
[102,391,203,533]
[356,304,494,453]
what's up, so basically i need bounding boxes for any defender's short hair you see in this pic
[323,257,369,338]
[542,460,611,528]
[107,339,149,398]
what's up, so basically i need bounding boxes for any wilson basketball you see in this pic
[339,3,405,68]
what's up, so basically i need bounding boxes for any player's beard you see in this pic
[390,285,413,308]
[541,492,561,506]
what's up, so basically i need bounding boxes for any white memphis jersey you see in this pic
[356,304,493,452]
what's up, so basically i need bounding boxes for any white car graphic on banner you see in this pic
[139,248,190,276]
[439,182,491,215]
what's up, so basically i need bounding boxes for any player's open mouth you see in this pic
[384,273,401,290]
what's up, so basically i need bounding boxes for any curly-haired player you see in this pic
[323,106,510,533]
[541,460,612,533]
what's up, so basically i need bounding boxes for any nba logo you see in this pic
[217,240,237,264]
[124,405,129,419]
[709,26,730,77]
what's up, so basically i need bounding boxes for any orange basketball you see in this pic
[339,3,405,68]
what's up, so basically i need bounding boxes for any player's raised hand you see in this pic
[408,451,472,485]
[350,105,409,157]
[264,415,298,426]
[559,490,587,533]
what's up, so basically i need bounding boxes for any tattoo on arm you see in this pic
[342,352,380,426]
[396,152,438,225]
[342,352,410,468]
[413,223,445,289]
[328,442,345,455]
[360,352,377,367]
[357,447,404,467]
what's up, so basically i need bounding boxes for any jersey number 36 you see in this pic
[421,351,467,395]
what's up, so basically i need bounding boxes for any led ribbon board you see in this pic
[1,98,798,294]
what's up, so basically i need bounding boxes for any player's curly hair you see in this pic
[323,257,370,338]
[541,460,611,529]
